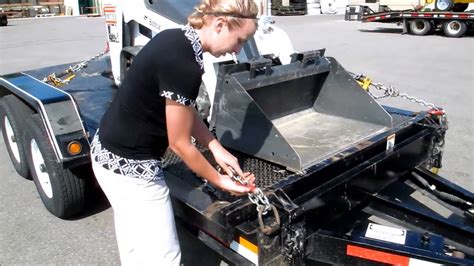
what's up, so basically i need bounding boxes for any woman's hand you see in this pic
[211,143,245,178]
[217,172,256,196]
[210,142,256,195]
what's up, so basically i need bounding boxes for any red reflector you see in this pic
[428,108,445,116]
[347,245,409,266]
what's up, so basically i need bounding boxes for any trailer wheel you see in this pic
[25,114,85,218]
[0,95,34,179]
[409,19,432,36]
[443,20,467,37]
[435,0,454,11]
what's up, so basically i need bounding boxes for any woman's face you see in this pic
[208,18,257,57]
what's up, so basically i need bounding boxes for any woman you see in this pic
[90,0,259,264]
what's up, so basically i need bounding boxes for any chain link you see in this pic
[42,49,109,87]
[71,49,109,72]
[220,166,273,215]
[221,164,278,232]
[352,72,440,110]
[248,188,272,215]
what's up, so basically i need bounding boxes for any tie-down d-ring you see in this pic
[258,204,281,235]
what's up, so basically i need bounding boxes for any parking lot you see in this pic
[0,15,473,264]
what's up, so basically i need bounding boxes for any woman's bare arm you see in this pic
[166,99,254,194]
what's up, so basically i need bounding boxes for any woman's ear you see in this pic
[214,17,227,33]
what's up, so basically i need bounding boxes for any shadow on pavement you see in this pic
[359,28,404,34]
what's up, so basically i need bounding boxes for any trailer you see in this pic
[1,47,473,264]
[361,7,474,37]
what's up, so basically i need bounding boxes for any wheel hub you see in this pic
[437,0,450,10]
[4,116,21,163]
[39,164,47,173]
[31,139,53,198]
[450,23,460,31]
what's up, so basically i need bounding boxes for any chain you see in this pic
[219,166,273,215]
[248,188,272,215]
[216,165,280,234]
[284,227,305,263]
[352,72,450,173]
[352,72,440,110]
[70,49,109,72]
[42,48,109,87]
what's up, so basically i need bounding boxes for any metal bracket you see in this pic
[248,57,272,79]
[290,49,326,67]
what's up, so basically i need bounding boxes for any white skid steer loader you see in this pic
[103,0,294,120]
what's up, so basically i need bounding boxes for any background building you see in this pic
[0,0,102,17]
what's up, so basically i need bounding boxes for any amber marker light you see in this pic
[67,141,82,155]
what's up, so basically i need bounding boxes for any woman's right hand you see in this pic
[216,172,256,196]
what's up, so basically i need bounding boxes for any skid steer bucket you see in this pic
[211,50,393,172]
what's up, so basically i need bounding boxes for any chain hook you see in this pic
[42,49,109,87]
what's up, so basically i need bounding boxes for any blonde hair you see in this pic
[188,0,258,30]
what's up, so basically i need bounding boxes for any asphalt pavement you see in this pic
[0,14,473,264]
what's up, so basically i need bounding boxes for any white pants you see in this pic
[92,161,181,266]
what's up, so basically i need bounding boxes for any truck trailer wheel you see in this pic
[443,20,467,37]
[435,0,454,11]
[409,19,432,36]
[25,114,85,218]
[0,95,34,179]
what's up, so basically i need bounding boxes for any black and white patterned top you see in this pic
[91,132,164,180]
[183,23,204,70]
[91,25,205,179]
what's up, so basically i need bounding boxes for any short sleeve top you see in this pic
[97,25,204,161]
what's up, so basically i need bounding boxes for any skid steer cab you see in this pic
[103,0,295,113]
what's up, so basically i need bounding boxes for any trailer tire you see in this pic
[0,95,34,179]
[409,19,432,36]
[443,20,467,37]
[25,114,85,218]
[435,0,454,11]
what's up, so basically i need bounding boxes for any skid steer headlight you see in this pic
[67,141,82,156]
